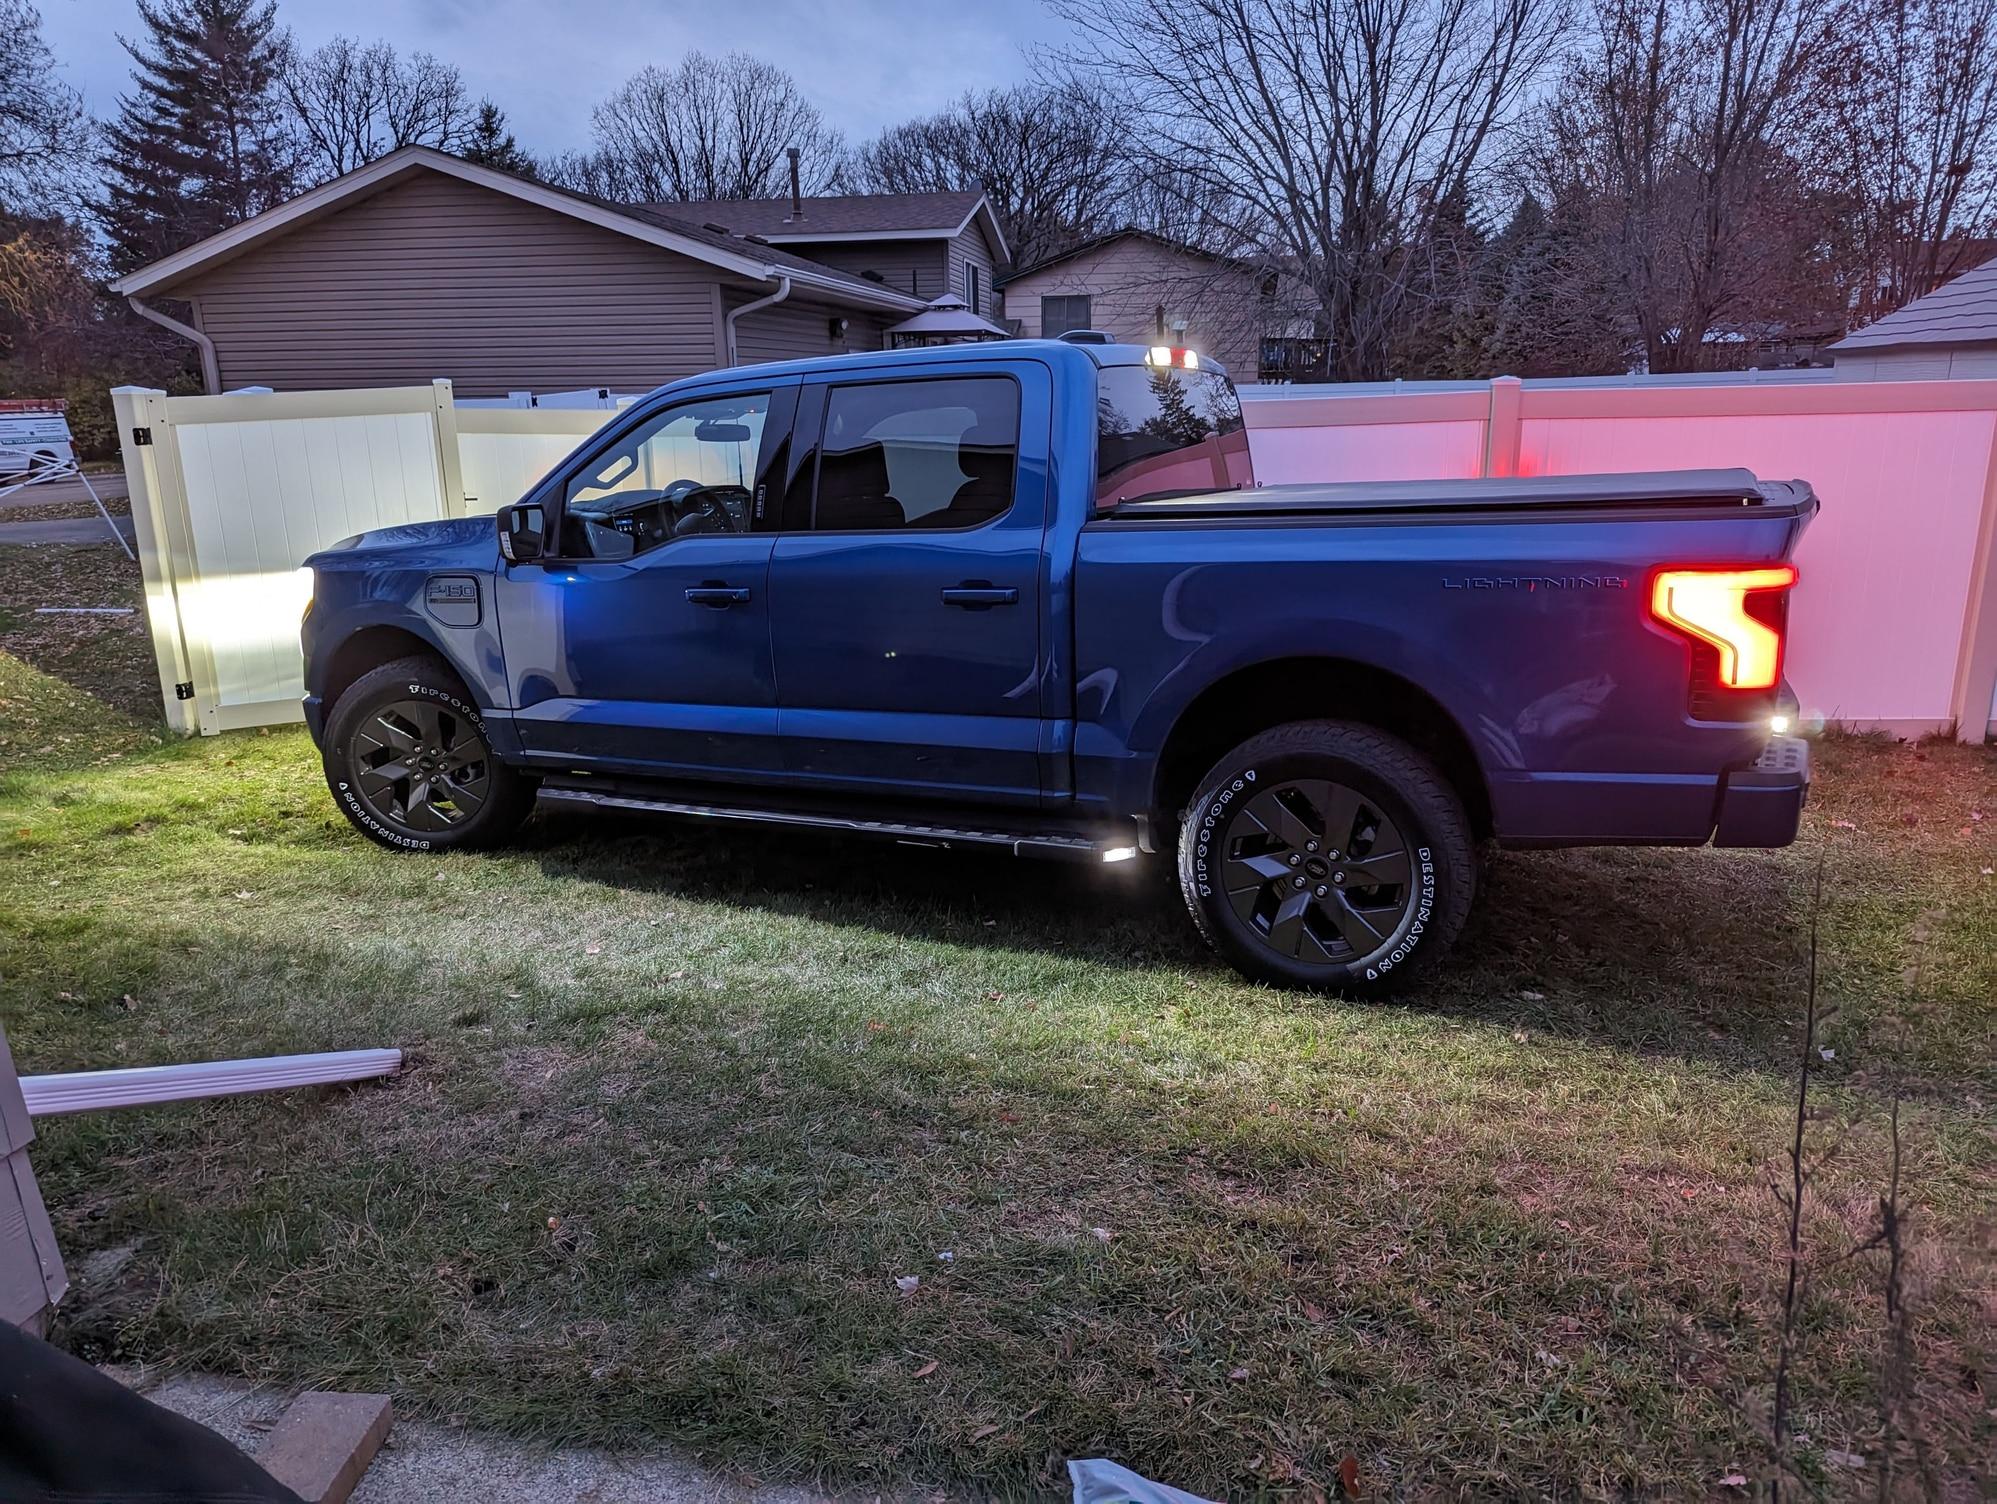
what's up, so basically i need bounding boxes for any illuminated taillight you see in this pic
[1649,565,1797,690]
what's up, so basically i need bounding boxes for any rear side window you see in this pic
[1094,365,1253,509]
[812,377,1020,532]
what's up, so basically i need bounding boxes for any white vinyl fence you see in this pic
[115,372,1997,742]
[112,382,612,736]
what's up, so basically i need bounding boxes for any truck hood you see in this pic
[306,516,498,569]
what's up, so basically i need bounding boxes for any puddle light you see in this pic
[1101,846,1139,863]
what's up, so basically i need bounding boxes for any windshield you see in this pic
[1094,364,1253,509]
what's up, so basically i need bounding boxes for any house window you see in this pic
[1041,294,1092,338]
[967,264,982,316]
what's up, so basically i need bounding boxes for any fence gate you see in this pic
[112,382,464,735]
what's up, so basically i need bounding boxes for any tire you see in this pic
[1176,720,1475,994]
[322,656,533,853]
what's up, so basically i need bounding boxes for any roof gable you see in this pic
[999,228,1253,286]
[108,147,927,314]
[658,190,1008,262]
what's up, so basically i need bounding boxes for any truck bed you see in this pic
[1102,469,1817,521]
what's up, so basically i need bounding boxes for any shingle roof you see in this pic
[1831,254,1997,351]
[649,190,988,240]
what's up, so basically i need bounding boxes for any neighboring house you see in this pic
[106,146,945,397]
[658,190,1009,326]
[1831,251,1997,380]
[997,229,1276,380]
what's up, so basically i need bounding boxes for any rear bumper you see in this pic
[1712,735,1810,848]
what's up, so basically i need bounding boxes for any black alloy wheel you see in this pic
[322,656,533,852]
[1217,778,1418,965]
[1177,720,1475,993]
[348,697,491,832]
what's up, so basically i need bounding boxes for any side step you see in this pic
[536,784,1140,862]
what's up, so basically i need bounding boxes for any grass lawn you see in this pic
[2,543,1992,1500]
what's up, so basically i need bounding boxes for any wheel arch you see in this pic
[1151,656,1492,840]
[318,624,465,718]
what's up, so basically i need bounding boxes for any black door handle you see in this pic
[686,584,751,607]
[941,584,1019,609]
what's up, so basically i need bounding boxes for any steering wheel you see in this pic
[664,479,745,535]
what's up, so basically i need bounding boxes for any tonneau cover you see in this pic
[1106,467,1803,519]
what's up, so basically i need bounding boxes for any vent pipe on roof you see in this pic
[787,146,802,221]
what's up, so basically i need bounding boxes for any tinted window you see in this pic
[1094,365,1252,509]
[812,377,1019,532]
[1041,294,1092,336]
[562,392,769,558]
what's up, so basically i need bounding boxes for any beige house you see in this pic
[998,229,1272,378]
[107,148,1000,397]
[1830,252,1997,380]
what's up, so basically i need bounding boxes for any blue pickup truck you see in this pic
[301,339,1815,993]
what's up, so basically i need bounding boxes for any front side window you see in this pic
[811,377,1019,532]
[1041,294,1092,336]
[561,392,769,558]
[1094,364,1252,509]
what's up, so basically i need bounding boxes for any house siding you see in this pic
[1833,346,1997,380]
[944,221,1003,322]
[1000,238,1264,377]
[786,241,947,301]
[723,291,891,364]
[177,173,731,395]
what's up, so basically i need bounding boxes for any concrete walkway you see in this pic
[111,1367,851,1503]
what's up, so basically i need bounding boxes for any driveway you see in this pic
[0,472,133,547]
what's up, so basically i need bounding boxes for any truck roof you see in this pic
[658,338,1224,401]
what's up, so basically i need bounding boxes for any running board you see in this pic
[536,784,1137,862]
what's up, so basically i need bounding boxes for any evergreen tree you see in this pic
[460,101,534,177]
[99,0,294,273]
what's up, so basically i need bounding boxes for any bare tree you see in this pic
[278,34,479,182]
[849,82,1127,266]
[1537,0,1839,371]
[1055,0,1569,380]
[0,0,87,208]
[1813,0,1997,321]
[547,52,842,203]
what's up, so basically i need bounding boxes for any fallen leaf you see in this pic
[1820,1047,1836,1061]
[1520,989,1545,1001]
[546,1216,561,1231]
[970,1423,1000,1441]
[1340,1453,1361,1497]
[1825,1449,1866,1469]
[1090,1226,1114,1242]
[1830,819,1857,829]
[935,1249,955,1262]
[233,890,253,900]
[584,944,602,955]
[1228,1366,1251,1381]
[1719,1473,1747,1489]
[895,1275,920,1294]
[911,1359,939,1379]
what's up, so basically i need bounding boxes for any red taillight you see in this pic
[1649,565,1797,690]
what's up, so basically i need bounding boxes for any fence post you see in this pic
[1948,415,1997,743]
[1482,376,1524,478]
[112,387,200,736]
[430,379,467,519]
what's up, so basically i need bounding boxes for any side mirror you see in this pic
[497,501,546,563]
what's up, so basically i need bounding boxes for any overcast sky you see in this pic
[36,0,1079,155]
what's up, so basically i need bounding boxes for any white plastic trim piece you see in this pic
[20,1049,402,1117]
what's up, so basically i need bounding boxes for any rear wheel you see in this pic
[1176,720,1474,994]
[323,656,532,852]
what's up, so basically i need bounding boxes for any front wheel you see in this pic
[322,656,533,852]
[1176,720,1475,994]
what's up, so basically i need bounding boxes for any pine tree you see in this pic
[460,101,534,178]
[99,0,294,273]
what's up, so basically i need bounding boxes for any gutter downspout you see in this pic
[127,296,220,395]
[724,275,791,367]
